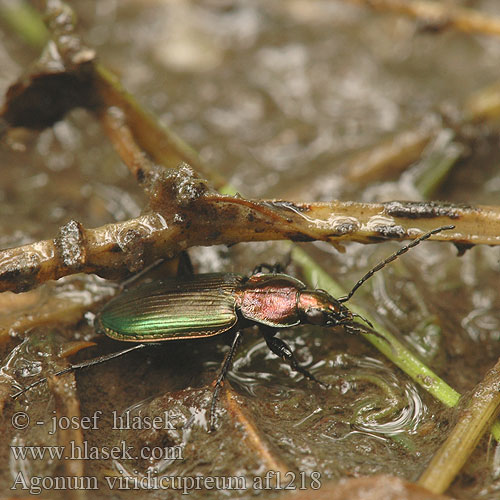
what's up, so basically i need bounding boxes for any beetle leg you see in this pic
[11,343,152,399]
[251,262,283,275]
[262,329,328,389]
[119,259,166,290]
[252,251,292,275]
[176,251,194,277]
[351,312,374,329]
[119,251,193,291]
[210,331,242,431]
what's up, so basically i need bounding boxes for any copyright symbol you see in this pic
[12,412,29,430]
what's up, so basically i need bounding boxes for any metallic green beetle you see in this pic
[13,225,454,430]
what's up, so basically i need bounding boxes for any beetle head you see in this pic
[298,289,353,326]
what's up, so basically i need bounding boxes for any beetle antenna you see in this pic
[338,225,455,303]
[11,343,150,399]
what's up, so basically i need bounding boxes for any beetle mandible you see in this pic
[13,225,454,430]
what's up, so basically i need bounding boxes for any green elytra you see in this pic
[13,225,455,430]
[96,273,244,341]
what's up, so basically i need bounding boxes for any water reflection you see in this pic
[229,337,426,444]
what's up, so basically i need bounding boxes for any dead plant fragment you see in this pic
[346,0,500,37]
[1,2,497,296]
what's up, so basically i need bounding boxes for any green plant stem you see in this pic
[0,0,48,48]
[418,356,500,493]
[413,130,464,198]
[291,245,500,441]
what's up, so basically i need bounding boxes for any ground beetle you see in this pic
[13,225,454,429]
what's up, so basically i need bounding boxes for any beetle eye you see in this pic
[306,308,328,325]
